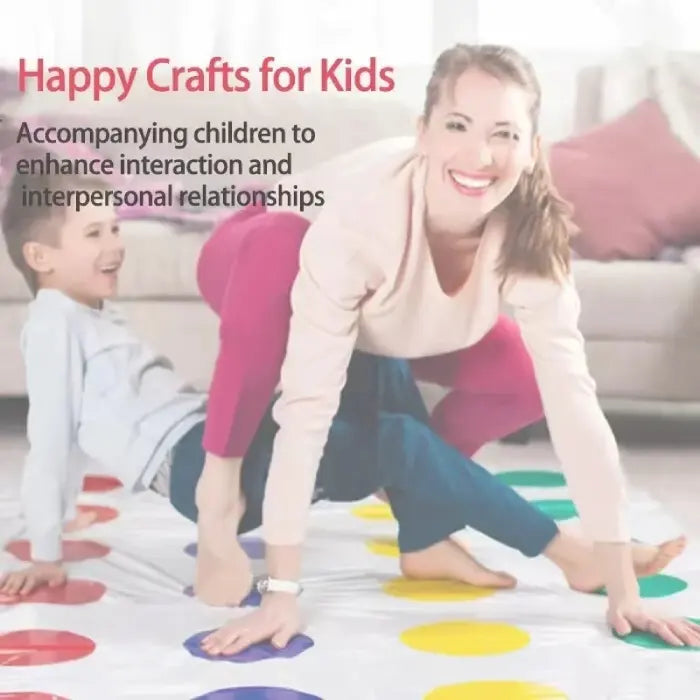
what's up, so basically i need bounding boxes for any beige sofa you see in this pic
[1,71,699,417]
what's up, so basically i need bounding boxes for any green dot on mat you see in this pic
[532,499,578,520]
[594,574,688,599]
[615,617,700,650]
[496,470,567,487]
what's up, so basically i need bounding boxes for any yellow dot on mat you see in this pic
[351,503,395,520]
[425,681,567,699]
[366,537,399,557]
[384,578,496,602]
[401,620,529,656]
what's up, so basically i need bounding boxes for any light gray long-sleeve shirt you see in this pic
[20,289,206,562]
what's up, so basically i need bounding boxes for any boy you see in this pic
[0,170,686,652]
[0,169,213,595]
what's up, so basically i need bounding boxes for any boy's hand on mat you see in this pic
[200,592,302,656]
[607,598,700,647]
[64,509,98,533]
[0,562,67,596]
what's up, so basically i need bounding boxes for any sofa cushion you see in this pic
[110,221,208,300]
[550,99,700,261]
[573,259,700,340]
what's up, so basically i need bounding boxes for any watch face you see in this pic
[255,577,269,593]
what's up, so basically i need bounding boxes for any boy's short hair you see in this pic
[1,158,108,294]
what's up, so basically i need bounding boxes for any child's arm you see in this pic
[62,447,92,526]
[11,315,83,584]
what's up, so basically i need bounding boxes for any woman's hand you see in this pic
[607,596,700,647]
[200,592,302,656]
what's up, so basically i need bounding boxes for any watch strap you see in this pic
[256,576,302,596]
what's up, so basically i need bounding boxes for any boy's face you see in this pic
[27,197,125,307]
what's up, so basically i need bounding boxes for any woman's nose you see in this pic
[457,139,494,169]
[476,142,495,168]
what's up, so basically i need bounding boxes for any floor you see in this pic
[1,398,699,699]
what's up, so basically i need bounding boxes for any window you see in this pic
[475,0,626,52]
[0,0,82,68]
[474,0,700,52]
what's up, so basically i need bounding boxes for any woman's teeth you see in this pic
[450,172,494,189]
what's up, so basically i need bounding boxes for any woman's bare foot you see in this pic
[64,508,98,533]
[400,539,517,589]
[548,534,686,593]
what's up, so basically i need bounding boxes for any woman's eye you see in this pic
[86,230,100,238]
[495,130,519,141]
[446,120,466,132]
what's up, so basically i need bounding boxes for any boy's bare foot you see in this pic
[400,539,517,589]
[64,508,99,533]
[554,535,686,593]
[195,514,252,607]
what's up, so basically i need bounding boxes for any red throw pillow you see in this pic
[549,99,700,260]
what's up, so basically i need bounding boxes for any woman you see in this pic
[196,44,700,653]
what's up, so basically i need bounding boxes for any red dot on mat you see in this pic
[81,475,123,493]
[77,504,119,524]
[0,629,95,666]
[5,540,110,563]
[0,580,106,606]
[0,693,69,699]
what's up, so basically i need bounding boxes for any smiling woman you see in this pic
[193,42,700,658]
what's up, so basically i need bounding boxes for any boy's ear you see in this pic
[22,241,54,275]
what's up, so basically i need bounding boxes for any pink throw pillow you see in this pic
[549,99,700,260]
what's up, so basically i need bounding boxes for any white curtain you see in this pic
[1,0,697,68]
[587,1,700,155]
[0,0,435,67]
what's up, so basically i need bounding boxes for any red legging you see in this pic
[410,319,543,456]
[197,206,543,460]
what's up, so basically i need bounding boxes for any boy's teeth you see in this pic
[451,172,493,188]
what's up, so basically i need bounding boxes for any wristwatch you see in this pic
[255,575,303,596]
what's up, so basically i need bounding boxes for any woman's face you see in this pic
[418,67,537,234]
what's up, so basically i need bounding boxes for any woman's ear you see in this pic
[527,134,542,173]
[415,115,428,155]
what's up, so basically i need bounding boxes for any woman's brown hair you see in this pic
[423,44,577,284]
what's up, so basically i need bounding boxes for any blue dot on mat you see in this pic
[184,537,264,560]
[192,688,322,700]
[184,631,314,663]
[240,537,265,559]
[183,585,261,607]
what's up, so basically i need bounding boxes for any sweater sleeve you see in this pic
[505,273,630,543]
[261,210,381,545]
[20,313,84,562]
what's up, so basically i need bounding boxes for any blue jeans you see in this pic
[169,352,558,555]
